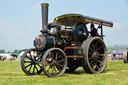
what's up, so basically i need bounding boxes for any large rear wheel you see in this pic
[82,37,107,73]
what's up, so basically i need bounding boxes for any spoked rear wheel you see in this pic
[42,48,67,77]
[82,37,107,73]
[21,48,43,75]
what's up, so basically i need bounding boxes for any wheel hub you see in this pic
[31,60,39,64]
[35,61,39,64]
[92,52,99,58]
[53,60,57,65]
[31,60,35,64]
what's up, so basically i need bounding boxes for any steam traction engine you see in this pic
[21,3,113,77]
[123,48,128,63]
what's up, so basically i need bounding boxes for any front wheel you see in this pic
[21,48,43,75]
[42,48,67,77]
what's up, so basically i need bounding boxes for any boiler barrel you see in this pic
[34,35,65,50]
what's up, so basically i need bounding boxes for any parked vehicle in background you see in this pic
[0,56,4,61]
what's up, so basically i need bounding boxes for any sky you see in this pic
[0,0,128,51]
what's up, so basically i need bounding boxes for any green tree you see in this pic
[14,49,18,53]
[0,49,5,53]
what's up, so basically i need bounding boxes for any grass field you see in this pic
[0,60,128,85]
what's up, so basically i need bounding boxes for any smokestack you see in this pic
[41,3,49,32]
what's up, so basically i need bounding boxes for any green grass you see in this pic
[0,60,128,85]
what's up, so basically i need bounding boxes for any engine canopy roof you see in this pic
[54,14,113,27]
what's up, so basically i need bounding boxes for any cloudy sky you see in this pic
[0,0,128,51]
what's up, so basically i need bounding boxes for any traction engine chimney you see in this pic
[41,3,49,33]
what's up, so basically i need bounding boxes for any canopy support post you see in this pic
[100,25,103,39]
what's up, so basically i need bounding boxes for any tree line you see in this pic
[0,49,28,53]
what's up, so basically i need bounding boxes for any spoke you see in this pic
[89,59,94,65]
[25,56,32,60]
[46,63,54,67]
[51,66,55,74]
[95,40,99,47]
[57,56,62,60]
[57,59,64,63]
[89,47,94,53]
[33,55,36,61]
[37,64,42,68]
[33,65,36,74]
[97,65,100,69]
[96,45,103,51]
[99,54,105,56]
[89,54,94,59]
[56,63,63,67]
[56,53,63,60]
[88,51,92,55]
[90,58,96,67]
[92,42,96,52]
[47,65,51,73]
[28,64,32,72]
[35,65,39,72]
[54,66,57,72]
[90,59,97,68]
[95,57,105,68]
[29,52,33,60]
[101,57,105,61]
[24,61,31,63]
[55,52,58,61]
[56,65,61,71]
[95,58,103,64]
[25,63,31,68]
